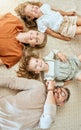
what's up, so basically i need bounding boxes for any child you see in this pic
[17,49,81,84]
[15,2,81,41]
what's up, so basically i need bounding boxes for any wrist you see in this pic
[47,89,54,92]
[57,51,61,57]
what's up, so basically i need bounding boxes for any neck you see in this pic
[44,63,49,72]
[38,10,43,18]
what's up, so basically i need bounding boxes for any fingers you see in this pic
[45,80,55,87]
[61,55,67,62]
[57,52,68,62]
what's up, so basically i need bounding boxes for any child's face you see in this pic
[28,57,45,73]
[25,30,44,47]
[24,4,40,20]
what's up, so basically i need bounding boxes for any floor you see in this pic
[0,0,81,130]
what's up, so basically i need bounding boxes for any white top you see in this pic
[39,103,56,129]
[43,49,59,80]
[36,3,63,33]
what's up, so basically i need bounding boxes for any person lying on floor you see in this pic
[0,77,70,129]
[0,13,47,68]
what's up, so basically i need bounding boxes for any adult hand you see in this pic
[46,80,55,90]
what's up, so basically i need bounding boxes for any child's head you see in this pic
[27,56,45,74]
[15,1,42,28]
[17,53,44,79]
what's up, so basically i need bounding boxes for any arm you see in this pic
[39,81,56,129]
[46,28,71,41]
[0,58,4,66]
[52,8,76,16]
[56,51,68,62]
[64,80,72,86]
[55,80,72,87]
[0,77,44,91]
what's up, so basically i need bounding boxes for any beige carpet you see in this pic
[0,0,81,130]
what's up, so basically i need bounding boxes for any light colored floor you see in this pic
[0,0,81,130]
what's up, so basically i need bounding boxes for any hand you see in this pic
[64,80,72,85]
[57,52,67,62]
[46,80,55,90]
[64,37,72,41]
[67,11,76,16]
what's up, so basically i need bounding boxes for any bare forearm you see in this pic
[56,10,71,16]
[45,91,56,104]
[46,29,71,41]
[52,8,75,16]
[45,80,56,105]
[64,80,72,86]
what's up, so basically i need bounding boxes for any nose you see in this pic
[58,88,61,93]
[32,33,37,39]
[33,6,37,12]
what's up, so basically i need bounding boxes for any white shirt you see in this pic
[43,49,59,80]
[39,104,56,129]
[36,3,63,33]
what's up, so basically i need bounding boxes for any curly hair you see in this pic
[17,52,41,79]
[15,1,42,28]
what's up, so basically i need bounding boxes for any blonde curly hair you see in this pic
[17,51,41,79]
[15,1,42,28]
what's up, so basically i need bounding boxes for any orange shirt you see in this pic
[0,13,24,68]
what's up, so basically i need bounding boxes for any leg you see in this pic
[76,26,81,35]
[77,54,81,62]
[76,16,81,25]
[76,73,81,81]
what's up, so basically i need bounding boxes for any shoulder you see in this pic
[40,3,51,14]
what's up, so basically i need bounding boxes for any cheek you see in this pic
[32,12,36,17]
[30,39,35,44]
[33,40,36,44]
[32,42,36,46]
[60,97,64,102]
